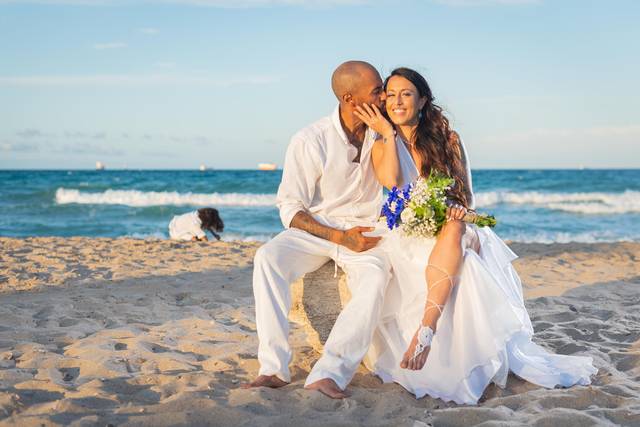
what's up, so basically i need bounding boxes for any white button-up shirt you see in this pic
[276,105,383,230]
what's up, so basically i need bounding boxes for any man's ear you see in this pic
[343,93,353,105]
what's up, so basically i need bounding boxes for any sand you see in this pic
[0,237,639,426]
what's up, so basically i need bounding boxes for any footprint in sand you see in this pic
[58,317,80,327]
[59,367,79,382]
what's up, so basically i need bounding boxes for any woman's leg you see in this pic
[400,219,466,370]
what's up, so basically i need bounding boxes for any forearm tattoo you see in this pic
[290,211,337,242]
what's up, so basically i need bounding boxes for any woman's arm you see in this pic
[354,104,401,190]
[371,134,402,190]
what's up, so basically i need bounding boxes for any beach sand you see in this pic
[0,237,639,426]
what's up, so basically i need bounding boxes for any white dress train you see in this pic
[365,137,597,405]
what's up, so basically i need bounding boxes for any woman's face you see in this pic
[384,75,426,126]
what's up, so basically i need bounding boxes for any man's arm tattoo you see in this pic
[289,211,340,243]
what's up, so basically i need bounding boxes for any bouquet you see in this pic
[382,172,496,238]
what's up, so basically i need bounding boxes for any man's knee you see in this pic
[254,243,269,266]
[254,239,281,272]
[356,258,390,296]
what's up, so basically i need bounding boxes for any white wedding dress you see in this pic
[365,138,597,405]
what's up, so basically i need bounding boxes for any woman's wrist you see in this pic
[381,129,396,143]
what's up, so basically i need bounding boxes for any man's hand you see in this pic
[290,211,381,252]
[337,226,381,252]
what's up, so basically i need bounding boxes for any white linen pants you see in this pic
[252,227,391,390]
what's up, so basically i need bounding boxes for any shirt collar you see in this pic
[331,104,350,145]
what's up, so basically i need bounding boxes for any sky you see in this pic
[1,0,639,169]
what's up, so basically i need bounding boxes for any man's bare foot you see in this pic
[241,375,288,389]
[304,378,349,399]
[400,328,430,370]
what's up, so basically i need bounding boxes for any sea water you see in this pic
[1,169,639,243]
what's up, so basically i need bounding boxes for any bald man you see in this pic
[243,61,391,399]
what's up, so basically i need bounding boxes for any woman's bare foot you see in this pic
[241,375,288,389]
[400,328,430,370]
[304,378,350,399]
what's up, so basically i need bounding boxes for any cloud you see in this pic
[154,61,176,69]
[0,0,108,4]
[167,134,214,145]
[472,124,640,167]
[92,42,127,50]
[138,27,159,35]
[0,0,367,6]
[158,0,367,6]
[57,142,124,156]
[433,0,539,5]
[16,128,46,138]
[0,74,278,87]
[1,141,40,152]
[480,125,640,145]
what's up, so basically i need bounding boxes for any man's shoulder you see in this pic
[291,114,333,145]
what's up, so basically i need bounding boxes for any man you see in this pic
[244,60,390,399]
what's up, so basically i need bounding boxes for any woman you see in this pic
[354,67,596,404]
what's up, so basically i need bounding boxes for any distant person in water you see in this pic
[168,208,224,241]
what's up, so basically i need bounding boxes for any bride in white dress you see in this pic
[354,67,597,405]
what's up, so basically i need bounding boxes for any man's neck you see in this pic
[339,106,364,144]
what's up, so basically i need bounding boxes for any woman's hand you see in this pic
[446,203,466,221]
[354,103,395,138]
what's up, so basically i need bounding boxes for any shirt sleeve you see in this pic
[276,133,322,229]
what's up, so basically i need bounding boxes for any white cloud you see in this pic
[434,0,539,5]
[0,74,278,87]
[472,125,640,168]
[0,0,367,6]
[159,0,367,6]
[480,125,640,145]
[154,61,176,69]
[0,142,40,152]
[138,27,159,35]
[92,42,127,49]
[16,128,46,138]
[0,0,108,4]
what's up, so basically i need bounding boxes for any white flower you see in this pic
[401,208,416,223]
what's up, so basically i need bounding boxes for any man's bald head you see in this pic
[331,61,381,101]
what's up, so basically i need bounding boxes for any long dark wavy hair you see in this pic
[384,67,469,208]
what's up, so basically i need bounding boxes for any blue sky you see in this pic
[1,0,638,169]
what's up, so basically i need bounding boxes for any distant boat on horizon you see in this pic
[199,164,207,172]
[95,161,105,171]
[258,163,277,171]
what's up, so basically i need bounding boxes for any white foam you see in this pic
[475,190,640,214]
[502,231,638,244]
[55,188,276,207]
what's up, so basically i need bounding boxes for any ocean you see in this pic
[1,169,639,243]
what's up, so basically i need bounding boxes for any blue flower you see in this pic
[402,183,412,200]
[382,185,413,230]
